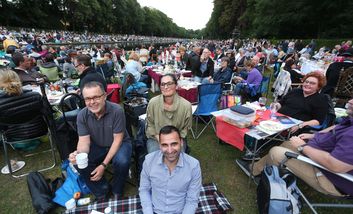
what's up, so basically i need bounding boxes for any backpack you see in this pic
[27,172,56,214]
[257,165,302,214]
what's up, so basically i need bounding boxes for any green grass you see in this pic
[1,122,353,213]
[1,69,352,213]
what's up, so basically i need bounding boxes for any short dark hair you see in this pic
[160,73,177,85]
[75,54,92,66]
[82,81,105,94]
[12,52,25,66]
[159,125,181,139]
[44,53,55,62]
[221,56,230,64]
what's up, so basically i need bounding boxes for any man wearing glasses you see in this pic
[74,54,107,93]
[68,81,132,199]
[145,74,192,153]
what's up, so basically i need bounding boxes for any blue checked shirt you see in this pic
[139,151,202,214]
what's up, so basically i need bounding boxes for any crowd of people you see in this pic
[1,26,353,213]
[0,26,181,47]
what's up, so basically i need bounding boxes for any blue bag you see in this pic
[52,160,90,206]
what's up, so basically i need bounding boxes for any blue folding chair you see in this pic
[192,83,222,139]
[246,74,271,102]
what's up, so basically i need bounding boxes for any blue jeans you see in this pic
[78,140,132,197]
[193,76,209,84]
[234,82,249,95]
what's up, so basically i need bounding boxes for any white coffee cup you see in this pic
[65,198,76,210]
[76,153,88,169]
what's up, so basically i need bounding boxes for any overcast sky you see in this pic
[137,0,214,30]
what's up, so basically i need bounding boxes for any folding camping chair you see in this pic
[191,83,222,139]
[0,91,57,178]
[333,67,353,107]
[284,152,353,214]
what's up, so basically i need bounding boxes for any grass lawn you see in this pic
[1,127,352,213]
[1,68,352,213]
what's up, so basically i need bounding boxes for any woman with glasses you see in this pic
[272,71,328,134]
[145,74,192,154]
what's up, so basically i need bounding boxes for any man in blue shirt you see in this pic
[139,125,202,214]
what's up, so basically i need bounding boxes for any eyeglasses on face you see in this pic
[83,93,105,102]
[303,80,318,85]
[160,81,175,88]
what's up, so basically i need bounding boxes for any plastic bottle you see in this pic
[104,207,112,214]
[77,197,91,206]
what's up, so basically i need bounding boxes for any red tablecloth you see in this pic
[148,69,162,85]
[148,69,193,85]
[216,116,249,151]
[181,71,192,77]
[215,110,273,151]
[107,83,121,103]
[177,87,198,103]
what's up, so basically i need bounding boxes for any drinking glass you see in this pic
[259,97,267,107]
[258,97,267,116]
[270,102,279,119]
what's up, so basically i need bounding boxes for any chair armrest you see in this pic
[285,152,353,182]
[309,124,323,130]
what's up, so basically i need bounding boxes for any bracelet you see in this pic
[101,163,107,168]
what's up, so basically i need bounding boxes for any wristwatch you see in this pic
[298,123,304,129]
[297,144,308,153]
[101,163,107,169]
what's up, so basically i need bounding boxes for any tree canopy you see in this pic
[204,0,353,39]
[0,0,202,38]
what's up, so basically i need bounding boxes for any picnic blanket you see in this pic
[65,183,233,214]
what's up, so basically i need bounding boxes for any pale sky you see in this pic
[137,0,214,30]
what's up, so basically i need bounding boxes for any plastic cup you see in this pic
[65,198,76,210]
[76,153,88,169]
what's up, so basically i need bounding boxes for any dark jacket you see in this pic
[196,58,214,78]
[187,52,201,76]
[79,67,107,92]
[213,67,232,84]
[181,53,189,69]
[13,67,48,85]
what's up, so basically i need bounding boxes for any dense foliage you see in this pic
[0,0,202,38]
[204,0,353,39]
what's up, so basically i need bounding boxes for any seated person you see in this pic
[139,125,202,214]
[12,52,47,85]
[0,68,22,97]
[63,56,77,78]
[0,69,47,147]
[233,60,262,96]
[234,48,246,72]
[39,53,61,82]
[273,71,328,134]
[74,54,107,93]
[68,81,132,199]
[125,52,148,83]
[283,59,304,84]
[194,48,214,84]
[237,98,353,197]
[145,74,192,153]
[208,57,232,84]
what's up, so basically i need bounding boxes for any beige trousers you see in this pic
[253,141,343,197]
